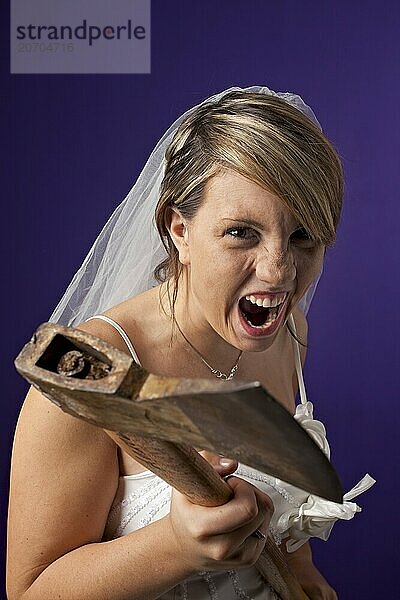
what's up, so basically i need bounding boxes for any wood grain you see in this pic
[15,323,311,599]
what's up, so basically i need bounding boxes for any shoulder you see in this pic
[78,313,135,356]
[78,285,167,366]
[77,289,155,355]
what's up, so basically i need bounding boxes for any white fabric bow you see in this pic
[278,400,376,552]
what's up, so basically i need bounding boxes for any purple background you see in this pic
[2,1,398,597]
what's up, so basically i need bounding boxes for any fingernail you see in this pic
[219,457,235,467]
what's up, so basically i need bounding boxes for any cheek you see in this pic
[295,248,324,288]
[189,245,253,300]
[211,252,256,287]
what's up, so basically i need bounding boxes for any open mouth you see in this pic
[238,293,287,330]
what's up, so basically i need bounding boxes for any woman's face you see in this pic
[173,168,325,352]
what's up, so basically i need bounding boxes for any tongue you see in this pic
[239,297,271,326]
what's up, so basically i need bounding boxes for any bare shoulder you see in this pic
[78,286,167,367]
[77,312,136,356]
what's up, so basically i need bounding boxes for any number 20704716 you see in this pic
[17,42,74,53]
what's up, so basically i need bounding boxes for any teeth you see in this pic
[242,305,280,329]
[245,293,287,307]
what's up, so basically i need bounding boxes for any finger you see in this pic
[220,476,260,528]
[251,488,274,539]
[198,450,238,477]
[172,473,272,545]
[206,477,269,538]
[172,476,259,538]
[224,498,271,555]
[253,486,274,518]
[216,480,273,549]
[223,528,265,565]
[224,475,273,516]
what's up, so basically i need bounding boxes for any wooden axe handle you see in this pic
[106,430,232,506]
[14,323,308,599]
[106,430,309,600]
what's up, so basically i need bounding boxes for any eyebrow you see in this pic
[220,217,303,230]
[220,217,264,228]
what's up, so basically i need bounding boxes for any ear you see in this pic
[165,206,190,266]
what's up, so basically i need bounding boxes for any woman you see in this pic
[7,86,374,600]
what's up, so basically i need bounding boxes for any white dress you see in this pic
[90,315,375,599]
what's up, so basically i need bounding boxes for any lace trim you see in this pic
[108,476,164,521]
[139,493,171,527]
[113,480,170,537]
[227,570,254,599]
[269,525,282,546]
[193,569,282,600]
[179,581,189,600]
[235,465,301,508]
[199,571,219,599]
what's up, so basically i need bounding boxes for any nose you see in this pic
[255,244,296,288]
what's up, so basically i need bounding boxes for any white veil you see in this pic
[50,85,323,326]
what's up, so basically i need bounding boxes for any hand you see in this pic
[290,560,338,600]
[167,451,274,574]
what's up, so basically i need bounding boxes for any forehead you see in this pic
[201,168,297,226]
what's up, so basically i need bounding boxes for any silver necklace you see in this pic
[175,321,243,381]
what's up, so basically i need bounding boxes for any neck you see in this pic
[162,277,243,375]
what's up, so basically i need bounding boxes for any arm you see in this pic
[281,542,338,600]
[6,386,195,600]
[7,323,273,600]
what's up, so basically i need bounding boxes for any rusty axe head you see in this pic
[15,322,343,503]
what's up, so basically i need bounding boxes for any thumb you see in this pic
[199,450,238,477]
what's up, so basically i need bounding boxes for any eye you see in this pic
[291,227,315,244]
[226,226,259,241]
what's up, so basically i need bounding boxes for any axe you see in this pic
[15,323,343,600]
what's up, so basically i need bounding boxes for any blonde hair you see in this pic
[155,90,344,307]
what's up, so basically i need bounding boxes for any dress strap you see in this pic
[85,315,141,365]
[288,313,308,406]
